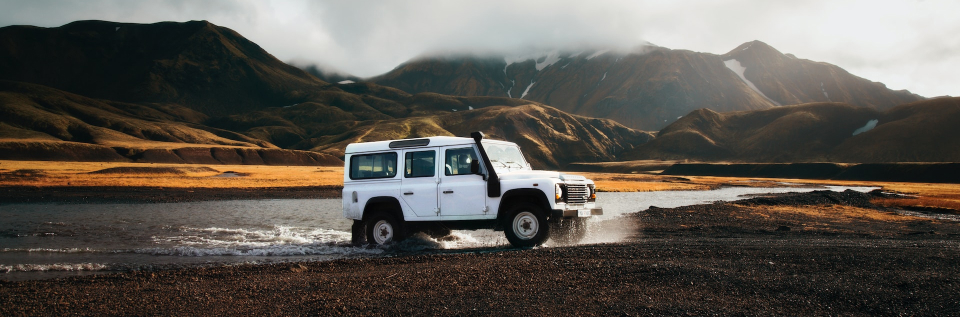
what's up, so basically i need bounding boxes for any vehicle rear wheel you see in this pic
[549,217,588,245]
[366,212,406,245]
[503,203,549,248]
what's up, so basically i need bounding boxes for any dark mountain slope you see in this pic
[623,97,959,162]
[832,97,960,162]
[373,56,513,97]
[370,42,924,131]
[721,41,920,110]
[0,20,653,165]
[0,20,326,116]
[299,64,363,85]
[525,48,775,130]
[373,48,774,131]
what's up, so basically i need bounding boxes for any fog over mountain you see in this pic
[0,0,958,97]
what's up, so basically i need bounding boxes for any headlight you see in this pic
[589,184,596,200]
[555,183,563,201]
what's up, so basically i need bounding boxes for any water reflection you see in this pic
[0,185,879,280]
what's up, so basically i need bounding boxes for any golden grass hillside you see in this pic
[0,161,343,188]
[305,104,653,169]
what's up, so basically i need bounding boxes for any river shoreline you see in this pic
[0,185,343,204]
[1,189,957,315]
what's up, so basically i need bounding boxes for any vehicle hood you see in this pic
[497,170,588,181]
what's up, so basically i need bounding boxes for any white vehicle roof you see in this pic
[345,136,516,154]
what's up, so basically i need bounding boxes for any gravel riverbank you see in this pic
[1,190,957,315]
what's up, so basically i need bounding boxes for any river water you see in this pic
[0,185,878,281]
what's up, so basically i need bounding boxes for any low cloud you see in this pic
[0,0,957,96]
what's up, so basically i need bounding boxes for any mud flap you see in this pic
[351,220,367,245]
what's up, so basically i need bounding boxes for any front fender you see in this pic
[497,188,554,223]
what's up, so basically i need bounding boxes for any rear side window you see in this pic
[404,150,435,178]
[349,152,397,180]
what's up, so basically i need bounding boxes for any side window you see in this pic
[404,150,435,178]
[445,147,478,176]
[349,152,397,180]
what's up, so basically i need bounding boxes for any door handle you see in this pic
[403,192,414,195]
[443,190,454,194]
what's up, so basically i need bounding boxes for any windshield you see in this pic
[482,142,530,172]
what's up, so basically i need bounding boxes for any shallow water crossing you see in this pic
[0,185,878,281]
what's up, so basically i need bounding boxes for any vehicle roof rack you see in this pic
[388,139,430,148]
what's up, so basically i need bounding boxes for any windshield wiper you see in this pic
[505,161,524,169]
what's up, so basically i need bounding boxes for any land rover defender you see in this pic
[342,132,602,248]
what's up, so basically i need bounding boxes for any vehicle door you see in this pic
[400,148,439,217]
[439,145,489,218]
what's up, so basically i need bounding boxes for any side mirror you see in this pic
[470,159,480,174]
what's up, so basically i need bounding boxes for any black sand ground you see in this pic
[0,190,957,316]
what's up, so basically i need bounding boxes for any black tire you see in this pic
[365,212,406,245]
[549,217,588,245]
[503,203,550,248]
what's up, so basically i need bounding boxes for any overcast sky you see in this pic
[1,0,958,97]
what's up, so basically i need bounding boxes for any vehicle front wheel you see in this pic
[503,203,549,248]
[366,212,406,245]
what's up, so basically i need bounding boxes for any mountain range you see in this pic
[0,20,645,168]
[370,42,923,131]
[0,20,955,168]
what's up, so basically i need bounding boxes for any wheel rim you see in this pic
[372,219,394,244]
[512,211,539,240]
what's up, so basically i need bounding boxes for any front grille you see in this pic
[565,184,590,204]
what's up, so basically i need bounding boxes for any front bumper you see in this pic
[551,208,603,218]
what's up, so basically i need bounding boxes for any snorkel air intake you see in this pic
[471,131,501,197]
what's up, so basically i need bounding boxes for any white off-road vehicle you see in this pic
[342,132,602,248]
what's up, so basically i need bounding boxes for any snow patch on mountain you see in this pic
[852,119,878,136]
[338,80,355,84]
[535,51,561,71]
[723,59,781,106]
[520,80,535,99]
[504,50,562,73]
[820,82,831,101]
[587,50,610,60]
